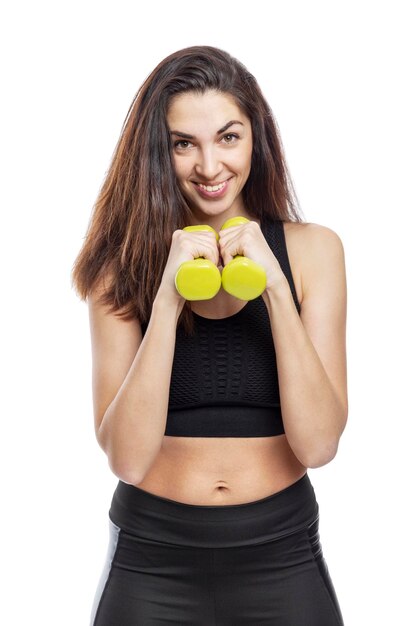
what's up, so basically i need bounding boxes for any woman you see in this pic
[72,45,347,625]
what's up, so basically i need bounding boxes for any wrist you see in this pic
[153,290,185,317]
[262,278,293,310]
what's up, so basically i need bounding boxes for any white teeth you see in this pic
[198,181,227,192]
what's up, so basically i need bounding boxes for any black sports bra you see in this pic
[144,218,301,437]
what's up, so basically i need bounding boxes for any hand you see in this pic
[157,228,220,305]
[218,220,287,295]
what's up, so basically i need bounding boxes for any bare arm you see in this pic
[262,223,348,468]
[88,288,184,484]
[88,228,219,483]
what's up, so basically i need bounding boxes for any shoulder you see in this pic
[282,221,345,303]
[283,220,343,247]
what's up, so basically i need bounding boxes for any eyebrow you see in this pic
[169,120,244,139]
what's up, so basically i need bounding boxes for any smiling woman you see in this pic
[71,45,346,625]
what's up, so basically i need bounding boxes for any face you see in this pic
[166,90,254,228]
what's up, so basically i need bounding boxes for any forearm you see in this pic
[98,296,183,483]
[263,282,346,468]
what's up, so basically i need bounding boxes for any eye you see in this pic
[173,140,192,149]
[223,133,239,143]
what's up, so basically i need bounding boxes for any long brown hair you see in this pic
[71,45,305,336]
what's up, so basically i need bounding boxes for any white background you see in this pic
[1,1,416,624]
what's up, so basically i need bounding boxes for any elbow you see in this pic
[97,426,148,484]
[106,440,159,485]
[301,412,347,469]
[301,441,339,469]
[103,440,143,485]
[108,456,146,485]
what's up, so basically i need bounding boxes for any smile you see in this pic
[197,181,227,191]
[192,177,232,199]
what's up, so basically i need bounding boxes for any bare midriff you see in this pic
[134,434,307,505]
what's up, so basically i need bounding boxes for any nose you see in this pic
[194,146,223,181]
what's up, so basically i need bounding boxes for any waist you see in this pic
[165,405,285,437]
[108,472,319,548]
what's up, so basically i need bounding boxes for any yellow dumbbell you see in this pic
[220,216,267,300]
[174,224,222,301]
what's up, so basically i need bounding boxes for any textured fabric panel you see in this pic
[241,297,280,406]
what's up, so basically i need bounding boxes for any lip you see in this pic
[192,177,232,199]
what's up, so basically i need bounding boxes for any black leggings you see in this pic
[90,472,344,625]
